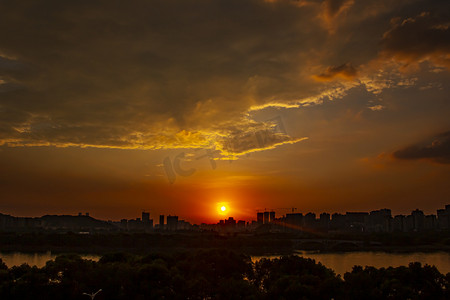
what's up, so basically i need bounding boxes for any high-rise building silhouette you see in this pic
[159,215,165,229]
[257,212,263,224]
[437,205,450,229]
[167,215,178,231]
[269,211,275,223]
[142,211,150,223]
[263,211,270,224]
[411,209,425,231]
[319,213,330,229]
[304,212,316,227]
[393,215,405,232]
[286,213,303,229]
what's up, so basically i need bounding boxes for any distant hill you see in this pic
[0,213,115,232]
[40,215,115,230]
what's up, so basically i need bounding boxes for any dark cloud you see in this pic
[314,63,357,81]
[322,0,353,18]
[393,131,450,164]
[319,0,354,32]
[0,0,448,155]
[381,10,450,68]
[0,0,323,151]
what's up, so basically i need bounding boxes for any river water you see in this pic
[1,251,449,276]
[252,251,450,275]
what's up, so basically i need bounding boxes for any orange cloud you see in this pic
[313,63,358,81]
[320,0,355,33]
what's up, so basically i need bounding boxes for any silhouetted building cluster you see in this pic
[1,204,449,234]
[117,211,154,232]
[256,211,276,225]
[198,217,250,233]
[115,212,193,232]
[265,205,450,233]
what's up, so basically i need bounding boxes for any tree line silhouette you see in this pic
[0,249,449,299]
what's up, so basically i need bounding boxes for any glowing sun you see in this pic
[217,202,230,216]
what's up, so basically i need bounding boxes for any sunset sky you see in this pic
[1,0,449,223]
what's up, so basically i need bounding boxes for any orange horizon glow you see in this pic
[1,0,450,230]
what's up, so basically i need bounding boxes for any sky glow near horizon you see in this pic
[0,0,449,223]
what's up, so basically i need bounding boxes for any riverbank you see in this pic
[1,249,449,299]
[0,231,449,255]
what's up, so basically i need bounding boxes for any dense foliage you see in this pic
[0,249,449,299]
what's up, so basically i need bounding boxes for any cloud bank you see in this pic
[393,131,450,164]
[0,0,448,157]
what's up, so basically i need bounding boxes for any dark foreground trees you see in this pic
[0,249,449,299]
